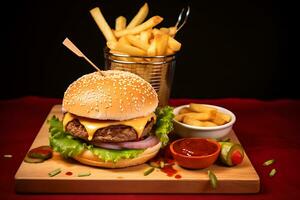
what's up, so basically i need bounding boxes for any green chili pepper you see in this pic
[263,159,275,166]
[78,172,91,177]
[222,138,231,142]
[144,167,155,176]
[208,170,218,189]
[48,168,61,177]
[269,168,277,177]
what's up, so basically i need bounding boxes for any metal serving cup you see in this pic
[104,48,176,106]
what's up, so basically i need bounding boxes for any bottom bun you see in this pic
[73,142,161,168]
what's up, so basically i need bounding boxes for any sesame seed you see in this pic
[62,70,158,118]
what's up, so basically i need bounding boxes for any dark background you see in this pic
[1,0,294,100]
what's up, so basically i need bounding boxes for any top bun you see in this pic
[62,70,158,121]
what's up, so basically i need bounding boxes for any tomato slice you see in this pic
[231,150,243,165]
[28,146,53,160]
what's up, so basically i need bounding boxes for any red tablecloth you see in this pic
[1,96,300,199]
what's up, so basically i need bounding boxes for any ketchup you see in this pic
[175,174,182,179]
[173,139,218,156]
[161,164,177,177]
[150,147,181,178]
[65,171,73,176]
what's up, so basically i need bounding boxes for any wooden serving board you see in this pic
[15,105,260,193]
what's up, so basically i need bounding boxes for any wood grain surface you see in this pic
[15,105,260,193]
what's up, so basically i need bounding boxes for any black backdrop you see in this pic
[1,0,294,99]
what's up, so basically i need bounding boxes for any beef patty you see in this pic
[65,118,155,143]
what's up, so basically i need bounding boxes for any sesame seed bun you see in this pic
[73,142,161,168]
[62,70,158,121]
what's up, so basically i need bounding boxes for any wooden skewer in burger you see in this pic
[62,37,105,76]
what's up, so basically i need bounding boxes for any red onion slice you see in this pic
[119,136,159,149]
[92,142,123,150]
[92,136,159,150]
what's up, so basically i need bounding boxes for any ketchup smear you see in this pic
[151,146,182,179]
[161,164,177,177]
[65,171,73,176]
[175,174,182,179]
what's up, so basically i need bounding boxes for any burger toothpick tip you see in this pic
[62,37,105,76]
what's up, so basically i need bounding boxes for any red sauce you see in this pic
[173,139,218,156]
[65,171,73,176]
[231,150,243,165]
[161,164,177,177]
[165,158,175,165]
[175,174,182,179]
[29,146,52,155]
[149,146,180,178]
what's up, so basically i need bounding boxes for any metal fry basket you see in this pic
[104,48,176,106]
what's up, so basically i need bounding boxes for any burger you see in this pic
[48,70,173,168]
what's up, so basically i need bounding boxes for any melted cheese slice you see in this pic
[63,112,156,141]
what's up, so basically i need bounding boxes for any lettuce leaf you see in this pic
[48,116,85,157]
[88,146,143,163]
[154,106,175,147]
[47,116,144,162]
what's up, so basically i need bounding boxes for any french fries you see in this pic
[147,39,157,56]
[155,34,169,55]
[140,30,151,46]
[168,27,177,37]
[183,117,204,127]
[178,107,193,114]
[151,28,181,52]
[114,16,163,38]
[152,28,162,36]
[212,113,227,125]
[175,112,215,122]
[166,48,175,55]
[183,117,218,127]
[126,35,149,51]
[115,16,127,31]
[219,112,231,122]
[189,103,217,115]
[160,27,170,34]
[175,103,231,127]
[90,7,116,42]
[127,3,149,29]
[89,3,183,56]
[202,121,218,127]
[107,41,146,56]
[168,36,181,51]
[118,36,130,45]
